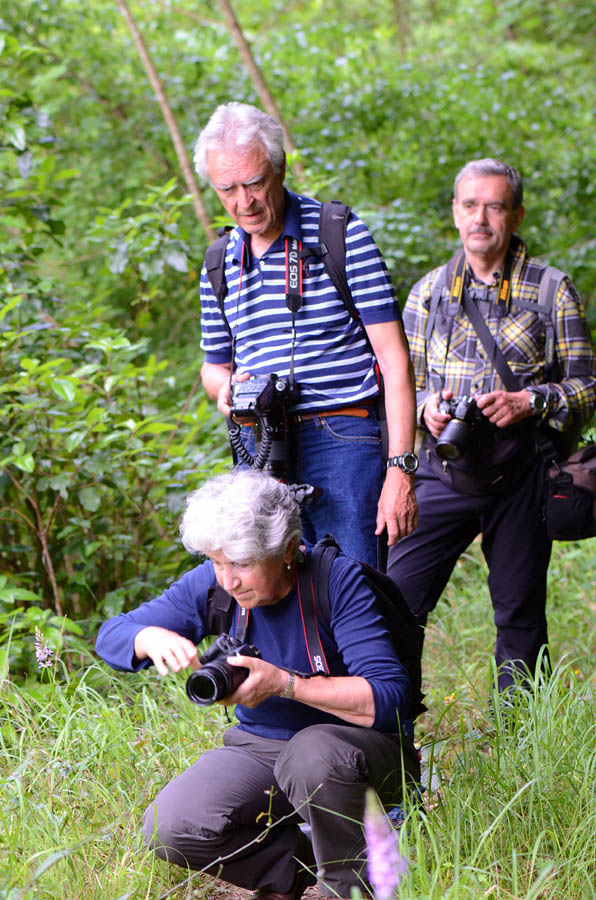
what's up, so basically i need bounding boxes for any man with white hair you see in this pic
[387,158,596,693]
[194,102,419,568]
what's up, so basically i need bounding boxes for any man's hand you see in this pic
[376,468,419,545]
[134,626,200,677]
[216,370,251,416]
[423,389,454,438]
[221,655,286,708]
[200,362,251,417]
[475,389,533,427]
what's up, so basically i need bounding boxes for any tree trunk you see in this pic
[116,0,216,241]
[213,0,303,174]
[393,0,410,60]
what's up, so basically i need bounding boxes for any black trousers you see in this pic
[144,723,420,898]
[387,453,552,690]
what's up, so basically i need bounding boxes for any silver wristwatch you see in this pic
[279,671,296,699]
[528,390,547,414]
[386,451,419,475]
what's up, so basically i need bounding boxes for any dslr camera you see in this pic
[185,633,261,706]
[230,373,298,423]
[228,374,299,480]
[436,396,486,461]
[227,373,321,506]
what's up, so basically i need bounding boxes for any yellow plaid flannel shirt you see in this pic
[403,237,596,437]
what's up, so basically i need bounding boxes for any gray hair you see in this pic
[454,158,523,209]
[180,468,301,563]
[193,102,285,181]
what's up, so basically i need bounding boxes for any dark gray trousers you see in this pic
[387,453,552,690]
[144,723,420,898]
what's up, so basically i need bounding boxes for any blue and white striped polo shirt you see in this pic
[200,189,401,413]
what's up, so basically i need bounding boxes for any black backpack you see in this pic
[299,535,426,722]
[203,534,426,723]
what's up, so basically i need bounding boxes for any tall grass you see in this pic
[1,540,594,899]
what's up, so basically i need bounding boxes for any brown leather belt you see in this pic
[290,406,372,424]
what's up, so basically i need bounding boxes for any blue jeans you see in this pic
[236,412,383,566]
[289,413,384,566]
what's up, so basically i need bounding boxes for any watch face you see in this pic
[530,392,546,412]
[401,452,419,474]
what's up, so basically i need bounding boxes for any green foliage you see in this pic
[1,0,595,680]
[4,0,596,307]
[0,31,229,676]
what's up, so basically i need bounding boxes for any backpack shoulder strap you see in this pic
[423,260,452,393]
[424,251,463,342]
[204,230,234,341]
[537,265,565,383]
[424,262,449,345]
[203,583,236,636]
[318,201,356,319]
[295,535,340,675]
[306,534,340,627]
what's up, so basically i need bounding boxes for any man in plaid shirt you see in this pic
[388,158,596,693]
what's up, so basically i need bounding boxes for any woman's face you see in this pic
[208,546,295,608]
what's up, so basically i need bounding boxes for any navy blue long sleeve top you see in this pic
[95,552,411,740]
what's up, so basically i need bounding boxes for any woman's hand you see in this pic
[221,655,286,708]
[134,626,200,676]
[222,656,375,726]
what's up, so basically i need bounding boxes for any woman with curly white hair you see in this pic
[97,468,419,900]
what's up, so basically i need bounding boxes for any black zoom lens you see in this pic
[185,660,248,706]
[435,419,472,461]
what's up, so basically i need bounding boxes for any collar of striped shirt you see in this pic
[232,189,303,269]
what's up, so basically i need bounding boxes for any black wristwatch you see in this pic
[386,451,419,475]
[528,390,547,414]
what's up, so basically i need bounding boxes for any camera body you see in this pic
[436,396,486,461]
[185,633,261,706]
[227,373,321,504]
[228,374,300,481]
[231,374,299,423]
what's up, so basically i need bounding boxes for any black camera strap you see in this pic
[228,237,303,383]
[460,290,521,393]
[448,246,514,313]
[285,236,302,312]
[228,241,246,381]
[235,605,250,643]
[430,247,516,394]
[285,236,302,389]
[230,565,331,677]
[296,565,331,675]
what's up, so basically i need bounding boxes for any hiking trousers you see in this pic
[387,452,552,690]
[144,722,420,898]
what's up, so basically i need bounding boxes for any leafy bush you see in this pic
[0,41,229,676]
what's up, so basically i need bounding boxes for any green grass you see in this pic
[1,540,595,899]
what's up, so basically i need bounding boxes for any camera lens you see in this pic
[436,420,471,461]
[186,665,232,706]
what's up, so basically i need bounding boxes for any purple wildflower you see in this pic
[34,627,54,669]
[364,789,409,899]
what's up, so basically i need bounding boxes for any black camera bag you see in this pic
[424,431,535,495]
[543,442,596,541]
